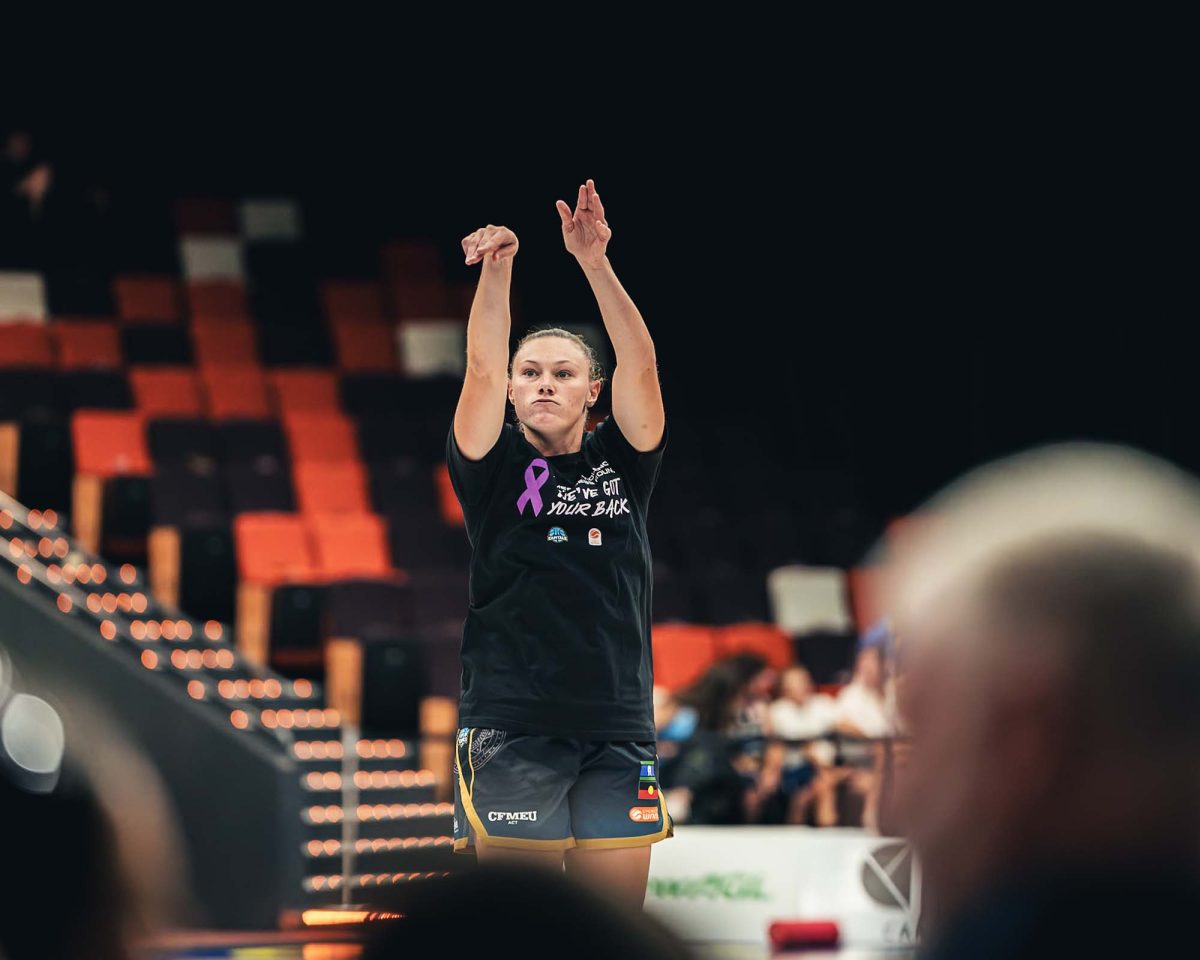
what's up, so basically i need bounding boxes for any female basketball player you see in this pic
[446,179,670,908]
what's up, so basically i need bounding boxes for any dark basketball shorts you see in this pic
[452,727,675,853]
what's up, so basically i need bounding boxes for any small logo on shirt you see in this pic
[547,526,568,543]
[640,763,655,778]
[629,806,660,823]
[589,527,602,546]
[488,810,538,823]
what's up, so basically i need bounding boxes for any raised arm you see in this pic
[454,224,518,461]
[556,179,664,452]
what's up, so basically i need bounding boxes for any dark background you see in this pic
[5,88,1182,536]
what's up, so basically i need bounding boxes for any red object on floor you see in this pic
[768,919,840,950]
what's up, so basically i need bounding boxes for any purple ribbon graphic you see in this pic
[516,458,550,516]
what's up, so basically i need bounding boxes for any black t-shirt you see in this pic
[445,412,669,740]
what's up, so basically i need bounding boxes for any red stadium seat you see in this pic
[113,275,182,324]
[201,364,272,420]
[434,462,463,526]
[234,512,318,586]
[0,323,54,367]
[848,566,886,632]
[71,411,151,477]
[191,318,258,366]
[129,366,204,418]
[52,321,123,370]
[293,460,371,515]
[268,369,340,413]
[284,412,359,463]
[321,281,386,324]
[186,281,251,323]
[307,512,392,579]
[381,241,443,286]
[652,624,719,692]
[715,622,794,671]
[331,319,398,373]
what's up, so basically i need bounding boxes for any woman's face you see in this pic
[508,337,600,434]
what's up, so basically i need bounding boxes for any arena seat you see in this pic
[268,369,340,413]
[234,512,318,586]
[321,280,387,324]
[129,367,204,418]
[71,410,151,478]
[307,512,392,579]
[715,621,794,671]
[651,623,719,692]
[192,318,259,366]
[0,323,54,367]
[217,418,288,464]
[387,510,469,573]
[52,320,122,370]
[186,280,251,322]
[381,241,443,286]
[174,198,238,236]
[60,371,132,411]
[766,565,854,635]
[331,319,397,373]
[113,275,182,324]
[0,271,47,321]
[293,460,371,516]
[396,318,465,377]
[147,418,218,466]
[122,325,193,365]
[43,269,114,316]
[367,457,439,517]
[433,462,463,526]
[201,364,272,419]
[284,412,359,463]
[239,199,303,242]
[226,458,297,514]
[180,236,244,281]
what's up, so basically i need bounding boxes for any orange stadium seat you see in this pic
[321,280,386,324]
[234,512,318,586]
[191,318,258,366]
[331,319,397,372]
[52,321,123,370]
[283,412,359,463]
[268,369,340,413]
[129,367,204,418]
[113,275,182,324]
[715,622,794,671]
[433,462,463,526]
[201,364,272,419]
[0,323,54,367]
[71,411,151,477]
[186,280,251,322]
[848,566,886,631]
[652,624,719,692]
[308,512,392,579]
[293,460,371,515]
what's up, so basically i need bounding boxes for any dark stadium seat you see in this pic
[387,510,468,572]
[331,320,397,373]
[100,475,152,563]
[147,418,219,467]
[216,419,288,464]
[0,370,58,420]
[367,458,439,518]
[325,579,414,642]
[226,458,296,514]
[121,325,193,365]
[178,523,237,624]
[15,410,73,514]
[59,370,133,411]
[150,465,228,527]
[43,269,115,316]
[268,582,328,677]
[257,324,333,366]
[321,280,387,324]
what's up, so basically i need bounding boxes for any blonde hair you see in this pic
[508,326,606,385]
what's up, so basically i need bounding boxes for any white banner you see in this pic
[645,827,920,948]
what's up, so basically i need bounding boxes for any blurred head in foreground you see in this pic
[362,862,692,959]
[886,444,1200,937]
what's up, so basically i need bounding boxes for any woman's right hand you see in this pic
[462,224,519,266]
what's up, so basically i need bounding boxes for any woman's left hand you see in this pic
[556,178,611,268]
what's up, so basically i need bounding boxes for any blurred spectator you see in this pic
[835,645,890,739]
[662,657,764,825]
[363,862,694,959]
[888,444,1200,958]
[760,665,840,825]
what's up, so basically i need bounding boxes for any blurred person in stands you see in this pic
[759,664,841,825]
[832,644,893,829]
[363,862,693,959]
[445,179,670,909]
[663,656,769,825]
[887,444,1200,958]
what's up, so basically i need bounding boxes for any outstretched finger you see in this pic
[577,182,588,212]
[556,199,574,232]
[592,190,605,222]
